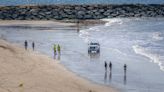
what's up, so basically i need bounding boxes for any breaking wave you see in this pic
[133,45,164,71]
[102,18,124,26]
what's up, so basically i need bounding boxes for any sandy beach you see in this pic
[0,39,117,92]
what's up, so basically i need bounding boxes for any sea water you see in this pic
[0,0,164,6]
[79,18,164,91]
[80,18,164,72]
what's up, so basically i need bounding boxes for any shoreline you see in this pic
[0,19,106,25]
[0,39,118,92]
[0,19,118,92]
[0,20,106,34]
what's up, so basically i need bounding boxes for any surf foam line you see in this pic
[79,26,105,43]
[133,45,164,71]
[101,18,124,27]
[152,32,164,41]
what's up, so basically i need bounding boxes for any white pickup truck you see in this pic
[88,42,100,54]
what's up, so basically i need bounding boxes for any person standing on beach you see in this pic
[24,40,28,50]
[32,41,35,51]
[109,62,112,72]
[123,64,127,85]
[124,64,127,75]
[57,44,61,54]
[104,61,107,71]
[54,44,56,55]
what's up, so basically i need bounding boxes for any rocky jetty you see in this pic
[0,4,164,20]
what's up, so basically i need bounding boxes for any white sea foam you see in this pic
[79,25,106,43]
[133,45,164,71]
[101,18,124,27]
[79,28,98,43]
[152,32,163,41]
[79,30,90,43]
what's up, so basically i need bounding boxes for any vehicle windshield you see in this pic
[90,43,99,45]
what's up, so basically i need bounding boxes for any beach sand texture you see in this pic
[0,39,116,92]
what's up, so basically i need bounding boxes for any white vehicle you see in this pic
[88,42,100,54]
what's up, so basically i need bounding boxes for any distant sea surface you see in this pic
[0,0,164,6]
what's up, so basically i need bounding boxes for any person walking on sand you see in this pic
[123,64,127,85]
[54,44,56,55]
[104,61,107,71]
[32,41,35,51]
[109,62,112,72]
[124,64,127,75]
[24,40,28,50]
[57,44,61,54]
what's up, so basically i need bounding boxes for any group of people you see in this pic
[24,40,35,51]
[104,61,112,72]
[24,40,61,57]
[104,61,127,84]
[104,61,127,74]
[53,44,61,55]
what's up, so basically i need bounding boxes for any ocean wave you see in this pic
[103,47,127,56]
[79,28,99,43]
[102,18,124,26]
[79,25,105,43]
[132,45,164,71]
[79,29,128,56]
[79,29,90,43]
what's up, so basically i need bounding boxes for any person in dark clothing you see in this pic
[123,64,127,85]
[104,61,107,71]
[54,44,56,55]
[24,40,28,50]
[109,62,112,72]
[124,64,127,74]
[57,44,61,54]
[32,42,35,51]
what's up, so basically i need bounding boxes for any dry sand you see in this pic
[0,39,117,92]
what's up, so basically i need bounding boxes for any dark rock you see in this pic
[0,4,164,20]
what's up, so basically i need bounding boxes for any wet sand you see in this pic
[0,20,117,92]
[0,39,117,92]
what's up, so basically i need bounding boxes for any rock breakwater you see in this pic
[0,4,164,20]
